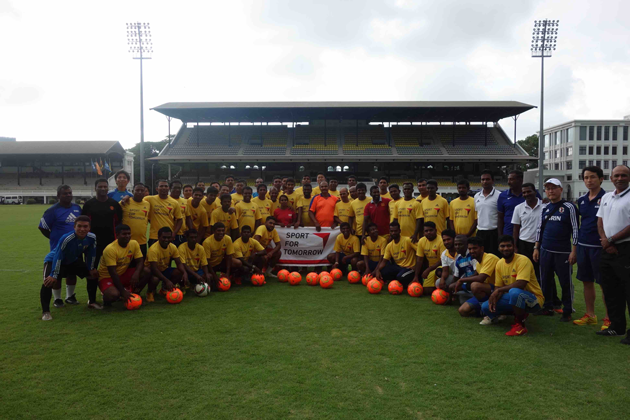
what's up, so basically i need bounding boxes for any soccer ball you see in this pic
[166,288,184,304]
[194,283,209,297]
[306,272,319,285]
[347,271,361,284]
[288,272,302,285]
[330,268,343,281]
[431,289,450,305]
[277,269,290,282]
[362,274,373,286]
[251,274,266,286]
[218,277,231,291]
[367,279,382,294]
[407,282,423,297]
[318,271,330,281]
[388,280,403,295]
[320,274,334,289]
[124,293,142,310]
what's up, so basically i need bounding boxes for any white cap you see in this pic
[544,178,562,187]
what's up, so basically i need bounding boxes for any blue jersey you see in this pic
[44,231,97,279]
[577,189,605,247]
[455,252,476,278]
[536,201,579,253]
[108,189,133,202]
[39,203,83,250]
[497,189,542,235]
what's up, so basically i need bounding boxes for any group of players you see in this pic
[37,166,630,344]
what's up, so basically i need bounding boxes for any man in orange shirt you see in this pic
[309,181,338,231]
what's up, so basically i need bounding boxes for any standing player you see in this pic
[328,178,340,198]
[108,170,133,201]
[170,180,188,246]
[412,222,446,295]
[327,222,360,273]
[253,178,264,197]
[186,187,210,242]
[420,180,449,235]
[142,180,183,247]
[357,223,387,276]
[309,181,338,231]
[374,221,417,286]
[349,186,358,201]
[388,184,402,222]
[334,187,353,226]
[231,179,246,205]
[143,227,188,302]
[296,183,314,227]
[312,173,326,195]
[269,187,280,215]
[254,216,282,276]
[210,194,239,240]
[393,182,423,242]
[272,176,283,195]
[497,170,539,236]
[449,180,477,237]
[474,170,500,256]
[40,216,101,320]
[203,222,241,286]
[252,184,273,220]
[377,177,391,200]
[200,186,219,228]
[295,174,311,197]
[282,178,299,209]
[348,183,371,236]
[363,185,391,239]
[233,225,266,282]
[347,175,358,190]
[235,186,262,234]
[178,229,211,287]
[225,175,236,193]
[82,178,123,265]
[121,183,151,256]
[416,179,429,203]
[98,224,145,305]
[182,184,194,200]
[196,181,206,191]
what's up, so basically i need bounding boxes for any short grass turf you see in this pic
[1,205,629,420]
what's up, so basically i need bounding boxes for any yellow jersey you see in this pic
[388,198,402,222]
[235,200,262,232]
[361,235,388,262]
[144,195,183,240]
[384,236,417,268]
[334,200,353,224]
[98,239,143,279]
[476,252,499,285]
[145,242,180,272]
[328,189,340,198]
[269,199,279,215]
[449,196,477,235]
[281,190,299,210]
[348,197,371,235]
[251,197,273,220]
[203,234,235,267]
[185,201,210,233]
[416,236,446,267]
[210,207,239,231]
[380,191,392,200]
[312,186,321,196]
[295,195,314,226]
[254,225,280,248]
[233,237,265,259]
[394,199,423,238]
[174,197,188,235]
[177,242,208,271]
[495,254,544,306]
[121,198,150,245]
[231,192,244,205]
[421,195,449,235]
[334,234,360,254]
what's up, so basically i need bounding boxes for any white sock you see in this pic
[66,284,76,299]
[52,289,62,300]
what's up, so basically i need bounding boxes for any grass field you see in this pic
[1,205,629,420]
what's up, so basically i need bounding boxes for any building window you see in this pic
[624,126,629,141]
[596,160,601,168]
[624,146,628,155]
[589,146,594,155]
[612,146,617,154]
[623,160,628,166]
[604,126,610,140]
[545,151,549,160]
[579,126,587,140]
[613,126,618,140]
[579,160,586,169]
[596,146,601,155]
[567,162,572,170]
[567,146,573,156]
[554,150,559,158]
[588,160,594,166]
[597,126,602,140]
[554,163,559,170]
[612,160,617,168]
[604,161,610,169]
[579,146,586,155]
[568,128,574,142]
[589,126,594,140]
[604,146,609,155]
[604,175,610,180]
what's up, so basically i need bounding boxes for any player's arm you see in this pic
[374,256,388,280]
[497,211,504,238]
[295,207,303,229]
[107,265,132,300]
[568,204,579,265]
[197,226,206,243]
[458,271,489,285]
[309,210,320,231]
[150,261,174,290]
[44,246,64,287]
[186,215,194,231]
[39,227,51,239]
[173,218,183,237]
[114,202,123,226]
[201,264,212,283]
[182,261,201,284]
[362,214,371,241]
[422,259,441,280]
[173,257,188,285]
[513,224,521,253]
[412,254,424,283]
[412,216,423,243]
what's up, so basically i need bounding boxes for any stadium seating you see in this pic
[242,126,288,155]
[432,126,519,156]
[342,126,392,155]
[391,126,444,155]
[168,125,243,156]
[291,126,338,155]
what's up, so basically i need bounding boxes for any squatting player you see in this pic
[143,227,188,302]
[178,229,211,287]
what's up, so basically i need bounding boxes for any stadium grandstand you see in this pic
[150,101,535,198]
[0,139,134,204]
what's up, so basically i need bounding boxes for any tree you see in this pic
[517,134,538,169]
[126,136,172,191]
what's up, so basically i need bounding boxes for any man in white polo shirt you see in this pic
[596,165,630,344]
[474,170,500,256]
[512,183,544,276]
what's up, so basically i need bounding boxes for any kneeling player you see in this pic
[203,222,242,288]
[357,223,387,276]
[327,222,360,273]
[254,216,282,276]
[41,215,102,320]
[374,221,417,286]
[481,236,545,336]
[412,222,446,295]
[98,224,146,305]
[233,225,267,282]
[143,227,188,302]
[178,229,212,287]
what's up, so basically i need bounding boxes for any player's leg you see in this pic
[504,288,541,336]
[230,257,244,285]
[378,261,398,281]
[538,249,556,314]
[349,257,359,273]
[554,252,574,321]
[422,269,438,296]
[144,266,158,302]
[473,283,502,324]
[575,245,597,324]
[40,262,58,320]
[458,298,479,317]
[64,274,79,305]
[253,254,267,272]
[356,259,366,274]
[396,267,415,287]
[326,253,336,266]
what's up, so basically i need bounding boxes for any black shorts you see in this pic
[43,259,90,282]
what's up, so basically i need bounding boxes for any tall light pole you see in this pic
[531,19,559,193]
[127,22,153,184]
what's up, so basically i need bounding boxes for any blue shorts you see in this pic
[366,260,379,271]
[576,245,601,284]
[196,269,204,276]
[481,288,541,319]
[161,267,175,279]
[465,284,495,314]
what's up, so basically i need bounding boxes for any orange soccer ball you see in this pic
[362,274,373,286]
[166,288,184,304]
[330,268,343,281]
[306,272,320,286]
[407,282,424,297]
[124,293,142,310]
[388,280,403,295]
[277,269,290,282]
[347,271,361,284]
[288,272,302,285]
[431,289,450,305]
[318,271,330,281]
[251,274,266,286]
[367,278,382,294]
[320,274,334,289]
[218,277,231,291]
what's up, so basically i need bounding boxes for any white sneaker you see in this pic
[497,315,508,322]
[87,302,103,310]
[42,312,53,321]
[479,316,498,326]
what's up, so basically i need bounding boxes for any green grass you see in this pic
[1,205,629,420]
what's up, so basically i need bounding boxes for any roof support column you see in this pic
[61,162,64,185]
[356,119,359,146]
[324,119,327,146]
[17,163,20,187]
[485,122,488,147]
[452,121,455,147]
[82,160,86,186]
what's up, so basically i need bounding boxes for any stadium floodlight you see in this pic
[127,22,153,184]
[531,19,559,193]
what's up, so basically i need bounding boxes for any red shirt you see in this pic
[364,198,391,236]
[309,194,338,227]
[274,207,295,227]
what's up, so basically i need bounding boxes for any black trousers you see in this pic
[476,229,500,257]
[600,242,630,334]
[518,240,562,307]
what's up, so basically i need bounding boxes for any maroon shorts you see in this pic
[98,268,136,292]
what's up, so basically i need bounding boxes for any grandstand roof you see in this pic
[152,101,535,123]
[0,141,126,156]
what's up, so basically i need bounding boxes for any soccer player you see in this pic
[349,185,358,201]
[98,224,146,305]
[200,186,219,224]
[374,221,417,286]
[282,178,299,209]
[416,178,429,203]
[141,179,183,247]
[254,216,282,276]
[204,222,241,286]
[393,182,423,242]
[378,176,391,199]
[170,180,188,246]
[312,173,326,195]
[253,178,264,198]
[387,184,402,222]
[252,184,273,220]
[533,178,578,321]
[295,174,311,196]
[82,178,123,265]
[474,170,500,256]
[357,223,387,276]
[420,180,449,235]
[177,229,211,287]
[296,183,314,227]
[196,181,206,191]
[272,176,283,194]
[435,229,458,291]
[328,222,360,273]
[210,181,221,191]
[183,184,194,200]
[39,184,82,251]
[412,222,446,295]
[348,183,370,236]
[328,178,340,197]
[334,187,353,226]
[231,179,246,205]
[481,235,545,336]
[40,216,101,320]
[233,225,266,281]
[235,186,262,233]
[309,181,338,231]
[121,183,151,256]
[210,194,239,240]
[363,185,391,239]
[449,179,477,237]
[274,195,295,227]
[269,187,280,214]
[143,227,188,302]
[455,237,500,322]
[347,175,358,189]
[108,170,133,201]
[225,175,236,193]
[574,166,609,328]
[186,187,210,242]
[498,170,540,236]
[449,235,477,304]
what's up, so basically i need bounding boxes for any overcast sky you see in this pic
[1,0,629,149]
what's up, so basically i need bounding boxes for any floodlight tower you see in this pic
[531,19,559,193]
[127,22,153,183]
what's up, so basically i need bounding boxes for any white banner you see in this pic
[275,226,341,267]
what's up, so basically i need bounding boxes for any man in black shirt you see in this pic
[82,178,123,265]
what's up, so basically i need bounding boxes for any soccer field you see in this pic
[1,206,628,420]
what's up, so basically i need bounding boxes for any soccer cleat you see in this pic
[505,323,528,336]
[573,314,598,326]
[41,312,53,321]
[479,316,498,326]
[87,301,103,310]
[53,299,65,308]
[553,307,564,314]
[65,294,80,305]
[560,314,572,322]
[595,329,619,336]
[601,318,611,330]
[621,336,630,345]
[146,292,155,303]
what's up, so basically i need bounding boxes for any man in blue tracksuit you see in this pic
[533,178,579,322]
